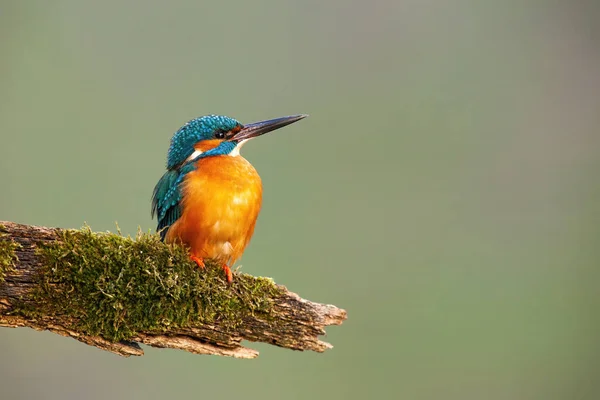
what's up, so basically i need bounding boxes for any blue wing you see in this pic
[151,169,183,240]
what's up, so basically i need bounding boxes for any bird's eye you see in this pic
[215,130,226,139]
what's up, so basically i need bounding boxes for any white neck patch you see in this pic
[185,149,203,162]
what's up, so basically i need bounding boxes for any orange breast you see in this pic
[166,155,263,266]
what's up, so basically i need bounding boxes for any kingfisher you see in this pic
[151,114,307,282]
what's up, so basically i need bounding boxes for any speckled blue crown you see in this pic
[167,115,241,169]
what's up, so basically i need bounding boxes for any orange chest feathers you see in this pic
[168,155,263,264]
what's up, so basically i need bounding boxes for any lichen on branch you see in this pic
[0,225,19,284]
[20,227,284,342]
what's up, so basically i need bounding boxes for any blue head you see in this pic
[167,115,241,169]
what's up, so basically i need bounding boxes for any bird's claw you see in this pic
[190,255,232,282]
[222,264,233,283]
[190,255,205,269]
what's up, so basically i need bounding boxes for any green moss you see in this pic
[22,227,283,342]
[0,230,19,284]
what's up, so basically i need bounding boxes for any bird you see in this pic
[151,114,307,282]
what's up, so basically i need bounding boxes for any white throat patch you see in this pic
[228,139,249,157]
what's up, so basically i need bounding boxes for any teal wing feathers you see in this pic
[151,160,202,240]
[151,169,183,240]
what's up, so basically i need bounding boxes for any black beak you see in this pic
[231,114,308,142]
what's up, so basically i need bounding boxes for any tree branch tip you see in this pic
[139,335,259,359]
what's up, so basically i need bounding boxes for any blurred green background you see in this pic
[1,1,599,399]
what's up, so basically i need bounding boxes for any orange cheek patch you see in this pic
[194,139,224,153]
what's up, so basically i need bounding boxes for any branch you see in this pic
[0,221,346,358]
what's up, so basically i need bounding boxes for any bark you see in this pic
[0,221,346,358]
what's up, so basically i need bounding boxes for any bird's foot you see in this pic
[190,255,205,269]
[222,264,233,283]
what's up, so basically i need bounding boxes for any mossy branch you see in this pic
[0,221,346,358]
